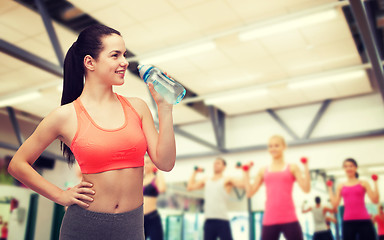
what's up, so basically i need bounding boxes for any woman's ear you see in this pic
[84,55,95,71]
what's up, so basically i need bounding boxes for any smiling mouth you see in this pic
[115,70,126,74]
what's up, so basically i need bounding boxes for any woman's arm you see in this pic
[155,172,166,194]
[8,107,94,207]
[139,83,176,172]
[291,163,310,193]
[328,183,343,209]
[244,168,264,198]
[362,180,380,204]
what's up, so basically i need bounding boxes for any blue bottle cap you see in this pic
[137,64,153,83]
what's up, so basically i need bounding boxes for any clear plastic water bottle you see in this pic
[138,65,186,105]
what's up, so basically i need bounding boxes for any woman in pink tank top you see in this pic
[328,158,379,240]
[373,205,384,240]
[244,135,311,240]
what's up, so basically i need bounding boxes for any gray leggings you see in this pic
[60,204,144,240]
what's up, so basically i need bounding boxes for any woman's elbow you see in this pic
[7,160,17,177]
[8,160,28,180]
[301,184,310,193]
[159,162,174,172]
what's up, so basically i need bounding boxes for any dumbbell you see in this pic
[372,174,378,181]
[326,180,333,187]
[300,157,308,164]
[152,167,158,174]
[194,166,204,172]
[236,161,254,171]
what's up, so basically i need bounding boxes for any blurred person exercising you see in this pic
[373,205,384,240]
[244,135,310,240]
[143,156,166,240]
[328,158,379,240]
[302,196,335,240]
[187,157,244,240]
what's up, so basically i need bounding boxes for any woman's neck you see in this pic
[346,175,358,182]
[272,156,284,164]
[81,77,115,103]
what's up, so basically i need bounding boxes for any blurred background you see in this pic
[1,0,384,239]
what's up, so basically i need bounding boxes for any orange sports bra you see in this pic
[70,93,147,174]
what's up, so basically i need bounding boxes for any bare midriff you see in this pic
[143,196,157,215]
[81,167,143,213]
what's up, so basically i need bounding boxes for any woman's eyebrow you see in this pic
[109,50,128,55]
[109,50,122,54]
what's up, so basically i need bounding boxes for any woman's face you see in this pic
[93,34,128,85]
[343,161,357,178]
[268,137,285,159]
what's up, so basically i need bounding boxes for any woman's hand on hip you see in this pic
[58,181,95,208]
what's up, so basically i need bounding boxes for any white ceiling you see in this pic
[0,0,374,124]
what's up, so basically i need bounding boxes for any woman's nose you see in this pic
[121,57,129,67]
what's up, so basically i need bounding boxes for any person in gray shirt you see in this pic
[187,157,245,240]
[302,196,335,240]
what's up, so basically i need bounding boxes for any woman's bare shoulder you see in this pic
[49,103,76,121]
[122,96,149,115]
[40,103,76,135]
[124,96,147,106]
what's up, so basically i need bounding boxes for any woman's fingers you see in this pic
[78,181,93,188]
[76,187,95,195]
[66,181,95,207]
[74,182,95,194]
[75,193,94,202]
[73,198,90,208]
[148,83,166,104]
[148,83,160,99]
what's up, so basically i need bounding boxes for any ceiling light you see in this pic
[204,89,268,105]
[326,170,346,176]
[287,70,366,89]
[290,54,357,70]
[367,166,384,172]
[0,92,42,107]
[140,42,216,64]
[238,9,338,41]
